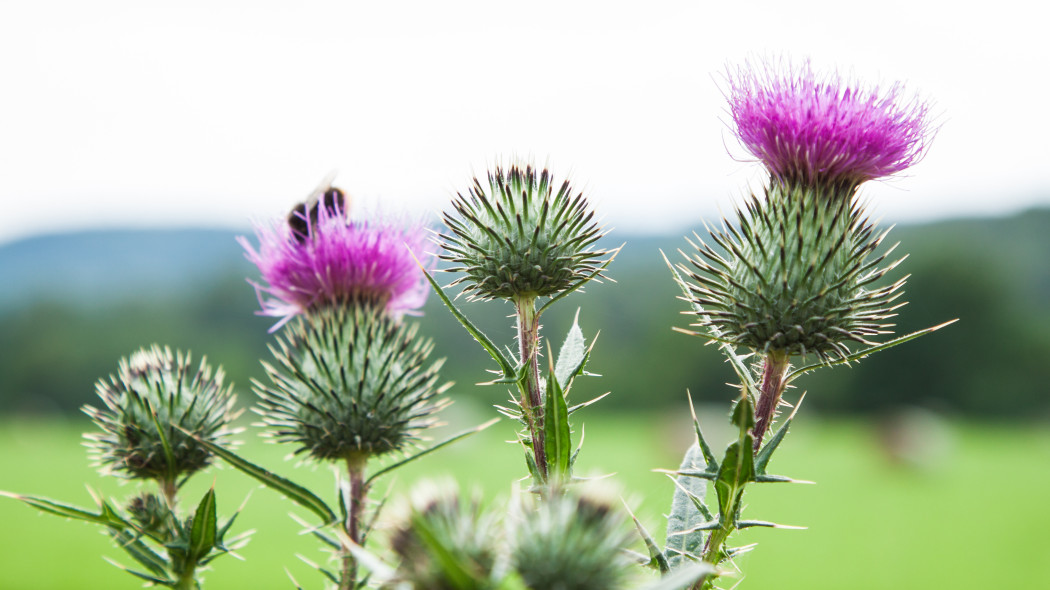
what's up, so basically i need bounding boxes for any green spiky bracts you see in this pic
[388,488,502,589]
[439,163,610,301]
[257,304,450,462]
[680,184,906,361]
[510,491,635,590]
[83,345,238,482]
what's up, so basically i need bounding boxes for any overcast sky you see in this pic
[1,0,1047,244]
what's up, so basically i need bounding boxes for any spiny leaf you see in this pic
[554,309,588,390]
[103,557,174,587]
[416,261,515,378]
[638,561,717,590]
[786,320,957,381]
[189,488,217,562]
[687,392,719,471]
[544,369,572,479]
[665,444,709,570]
[186,433,335,524]
[365,418,499,487]
[622,499,669,574]
[714,437,755,522]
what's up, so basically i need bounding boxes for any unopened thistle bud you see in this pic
[510,491,634,590]
[388,487,501,589]
[239,183,433,328]
[257,304,450,463]
[439,162,610,302]
[681,60,932,360]
[84,345,238,482]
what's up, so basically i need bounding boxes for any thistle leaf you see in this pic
[418,263,515,379]
[103,557,175,587]
[186,433,336,524]
[638,561,717,590]
[554,309,588,390]
[544,370,572,478]
[364,418,499,487]
[786,320,957,381]
[622,499,670,574]
[189,488,217,562]
[1,491,131,530]
[714,436,755,522]
[664,444,709,569]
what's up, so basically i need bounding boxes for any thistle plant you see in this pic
[434,161,615,487]
[654,58,949,588]
[2,60,952,590]
[186,181,493,590]
[2,346,245,589]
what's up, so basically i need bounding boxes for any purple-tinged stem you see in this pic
[340,456,367,590]
[516,295,548,482]
[752,351,790,452]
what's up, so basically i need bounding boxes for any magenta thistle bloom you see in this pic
[727,59,932,192]
[239,202,433,328]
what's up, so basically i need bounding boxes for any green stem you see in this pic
[699,354,789,586]
[515,295,548,483]
[340,457,367,590]
[173,568,200,590]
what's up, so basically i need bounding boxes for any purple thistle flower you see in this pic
[727,59,933,192]
[239,202,433,329]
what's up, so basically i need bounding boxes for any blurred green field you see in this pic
[1,410,1048,589]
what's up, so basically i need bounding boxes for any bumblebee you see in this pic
[288,174,350,243]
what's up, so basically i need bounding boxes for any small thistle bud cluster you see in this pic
[681,60,931,360]
[388,489,501,589]
[83,345,238,482]
[511,491,635,590]
[257,304,449,462]
[439,162,610,301]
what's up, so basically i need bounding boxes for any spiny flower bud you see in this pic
[439,162,610,301]
[126,493,172,537]
[257,304,450,463]
[239,183,433,328]
[388,486,501,589]
[680,185,906,360]
[727,58,932,197]
[510,491,635,590]
[84,345,238,482]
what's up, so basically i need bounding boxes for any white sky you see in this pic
[1,0,1048,244]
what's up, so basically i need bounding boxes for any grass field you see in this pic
[1,409,1048,589]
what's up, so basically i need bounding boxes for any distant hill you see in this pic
[1,209,1048,417]
[0,229,252,309]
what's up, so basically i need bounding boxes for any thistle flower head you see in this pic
[256,304,449,463]
[389,486,502,589]
[239,192,432,328]
[83,345,239,482]
[510,490,634,590]
[728,59,932,194]
[679,186,906,360]
[439,162,611,302]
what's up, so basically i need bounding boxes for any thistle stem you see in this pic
[515,295,548,482]
[752,351,790,451]
[340,457,367,590]
[699,352,791,584]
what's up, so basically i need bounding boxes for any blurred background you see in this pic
[1,1,1048,589]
